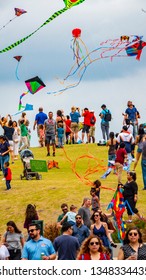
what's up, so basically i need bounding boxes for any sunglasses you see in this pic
[94,214,99,217]
[76,217,82,219]
[89,242,99,246]
[28,229,37,233]
[63,208,68,211]
[128,232,138,236]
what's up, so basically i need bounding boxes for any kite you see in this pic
[12,103,33,116]
[19,76,46,110]
[0,0,86,54]
[125,36,146,61]
[47,34,146,95]
[13,55,22,80]
[0,8,27,31]
[107,185,127,242]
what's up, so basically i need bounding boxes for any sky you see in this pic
[0,0,146,146]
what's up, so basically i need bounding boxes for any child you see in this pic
[115,142,127,184]
[4,162,12,190]
[91,179,101,199]
[65,115,71,144]
[38,124,45,147]
[90,189,100,212]
[60,205,77,226]
[57,123,64,148]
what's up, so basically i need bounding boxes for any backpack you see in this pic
[104,110,112,122]
[90,116,95,125]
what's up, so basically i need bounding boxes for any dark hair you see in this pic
[123,227,143,245]
[7,221,21,233]
[66,115,70,120]
[25,204,37,220]
[57,110,62,117]
[138,126,145,143]
[109,131,114,145]
[28,223,41,230]
[4,161,9,167]
[8,120,13,127]
[93,179,101,188]
[61,222,72,232]
[128,171,137,181]
[90,211,101,222]
[120,142,125,148]
[122,125,128,131]
[61,203,68,209]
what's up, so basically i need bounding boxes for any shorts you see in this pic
[89,126,95,137]
[82,124,90,133]
[45,135,55,144]
[9,140,14,151]
[137,148,142,153]
[71,122,79,133]
[108,154,116,167]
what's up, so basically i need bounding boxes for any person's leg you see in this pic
[133,152,141,170]
[141,159,146,189]
[6,180,11,190]
[101,124,106,140]
[105,125,109,140]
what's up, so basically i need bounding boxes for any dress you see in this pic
[93,225,109,247]
[120,243,146,260]
[13,127,20,156]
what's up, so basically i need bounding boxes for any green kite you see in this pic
[0,0,86,53]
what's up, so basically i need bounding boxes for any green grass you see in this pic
[0,143,145,236]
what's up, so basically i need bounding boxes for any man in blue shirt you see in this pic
[72,214,90,246]
[99,104,111,141]
[53,222,80,260]
[125,101,139,138]
[22,223,56,260]
[33,107,47,136]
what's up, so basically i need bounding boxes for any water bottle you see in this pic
[40,252,45,260]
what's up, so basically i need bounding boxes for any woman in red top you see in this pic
[77,235,110,260]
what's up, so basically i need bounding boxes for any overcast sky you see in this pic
[0,0,146,146]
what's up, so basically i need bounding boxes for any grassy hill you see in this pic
[0,143,145,236]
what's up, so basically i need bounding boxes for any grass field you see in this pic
[0,143,145,236]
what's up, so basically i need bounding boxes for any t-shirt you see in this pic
[22,236,55,260]
[20,123,28,137]
[44,118,56,136]
[66,211,76,223]
[35,112,48,125]
[78,207,91,228]
[3,126,14,141]
[53,235,79,260]
[70,111,81,123]
[115,148,127,165]
[123,181,138,198]
[4,232,24,250]
[125,107,138,121]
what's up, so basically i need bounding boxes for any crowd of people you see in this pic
[0,100,146,260]
[1,200,146,260]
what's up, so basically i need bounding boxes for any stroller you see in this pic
[20,149,42,180]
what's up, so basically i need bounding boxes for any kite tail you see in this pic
[15,62,20,80]
[18,91,29,110]
[0,7,68,54]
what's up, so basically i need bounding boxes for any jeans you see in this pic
[0,154,10,174]
[6,180,11,190]
[141,159,146,189]
[101,123,109,140]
